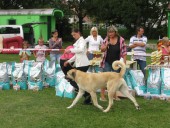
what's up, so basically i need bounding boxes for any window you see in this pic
[0,27,20,34]
[8,19,16,25]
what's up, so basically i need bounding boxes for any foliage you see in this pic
[63,0,96,34]
[0,0,169,39]
[88,0,169,39]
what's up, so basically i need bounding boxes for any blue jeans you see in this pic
[50,54,61,63]
[103,62,120,73]
[135,59,146,77]
[87,53,93,60]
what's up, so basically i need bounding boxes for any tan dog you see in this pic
[66,61,140,112]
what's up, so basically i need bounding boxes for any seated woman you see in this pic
[159,37,170,65]
[60,45,74,75]
[160,37,170,55]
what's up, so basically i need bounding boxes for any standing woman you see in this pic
[85,27,103,60]
[64,28,91,104]
[100,25,127,100]
[49,30,62,63]
[85,27,103,72]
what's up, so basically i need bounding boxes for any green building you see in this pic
[0,8,64,45]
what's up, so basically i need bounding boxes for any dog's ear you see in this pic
[71,70,76,79]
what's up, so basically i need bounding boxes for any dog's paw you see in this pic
[67,106,72,109]
[98,105,104,110]
[136,106,140,110]
[103,109,109,113]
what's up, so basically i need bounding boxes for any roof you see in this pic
[0,8,64,18]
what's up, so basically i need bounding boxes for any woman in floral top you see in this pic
[100,25,127,101]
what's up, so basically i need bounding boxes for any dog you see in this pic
[66,60,140,112]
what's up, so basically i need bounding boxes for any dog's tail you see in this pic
[112,60,126,77]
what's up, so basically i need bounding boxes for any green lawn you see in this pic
[1,46,170,128]
[0,88,170,128]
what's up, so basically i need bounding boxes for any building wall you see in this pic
[0,15,56,44]
[0,15,39,25]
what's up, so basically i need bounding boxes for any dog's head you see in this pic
[66,69,77,81]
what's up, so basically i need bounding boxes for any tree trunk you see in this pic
[78,16,83,34]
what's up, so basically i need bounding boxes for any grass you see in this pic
[0,42,169,128]
[0,88,170,128]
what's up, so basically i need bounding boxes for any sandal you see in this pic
[100,97,107,101]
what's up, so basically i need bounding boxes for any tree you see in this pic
[0,0,55,9]
[0,0,21,9]
[64,0,95,34]
[88,0,169,38]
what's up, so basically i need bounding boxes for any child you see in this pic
[33,38,48,62]
[19,41,31,62]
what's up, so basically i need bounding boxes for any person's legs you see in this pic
[50,54,56,62]
[56,54,61,64]
[102,62,120,101]
[100,88,107,101]
[87,53,93,60]
[87,53,93,72]
[60,59,72,75]
[136,59,146,77]
[100,62,112,101]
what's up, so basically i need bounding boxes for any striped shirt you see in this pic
[100,36,127,68]
[129,35,147,61]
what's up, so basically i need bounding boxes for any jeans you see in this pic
[87,53,93,60]
[135,59,146,77]
[50,54,61,63]
[103,62,120,73]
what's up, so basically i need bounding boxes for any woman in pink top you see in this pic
[60,45,74,75]
[160,37,170,64]
[161,37,170,55]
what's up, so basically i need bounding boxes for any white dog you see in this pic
[66,61,140,112]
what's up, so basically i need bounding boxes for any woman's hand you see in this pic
[65,49,71,54]
[64,61,69,67]
[86,51,90,55]
[100,44,107,52]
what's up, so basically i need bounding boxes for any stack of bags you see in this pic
[90,51,103,66]
[150,51,162,65]
[163,56,169,66]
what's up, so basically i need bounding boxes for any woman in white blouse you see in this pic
[64,28,91,104]
[85,27,106,101]
[85,27,103,60]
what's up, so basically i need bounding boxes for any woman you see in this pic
[64,28,91,104]
[160,37,170,55]
[85,27,103,73]
[60,45,74,75]
[49,30,62,63]
[85,27,103,60]
[100,25,127,100]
